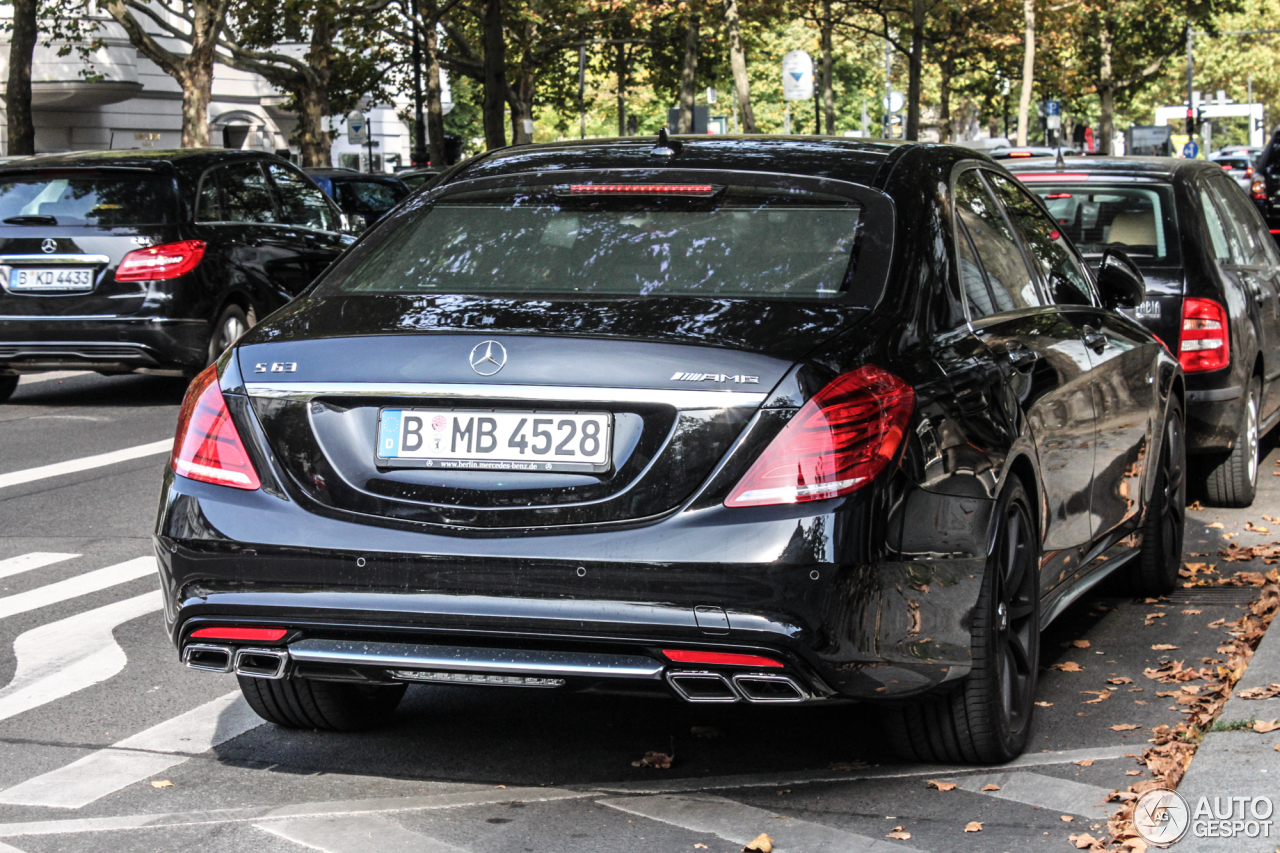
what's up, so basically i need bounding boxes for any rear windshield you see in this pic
[0,172,176,226]
[1026,182,1180,264]
[321,183,870,301]
[1213,158,1251,169]
[335,180,407,213]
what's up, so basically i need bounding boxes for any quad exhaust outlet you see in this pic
[666,670,809,703]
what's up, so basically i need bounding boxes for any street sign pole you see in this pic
[781,50,814,136]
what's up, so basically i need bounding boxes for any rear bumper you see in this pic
[0,316,207,375]
[154,470,990,703]
[1185,371,1245,454]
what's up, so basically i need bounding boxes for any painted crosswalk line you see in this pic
[0,439,170,491]
[0,591,161,725]
[598,793,926,852]
[256,814,469,853]
[0,553,78,582]
[948,771,1115,818]
[0,690,261,809]
[0,557,155,621]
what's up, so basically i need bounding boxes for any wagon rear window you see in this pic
[0,172,176,226]
[324,184,869,301]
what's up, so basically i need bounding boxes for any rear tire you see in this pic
[882,479,1040,764]
[0,375,16,404]
[237,676,406,731]
[1205,377,1260,507]
[1130,400,1186,596]
[206,304,255,367]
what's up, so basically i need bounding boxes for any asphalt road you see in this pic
[0,371,1274,853]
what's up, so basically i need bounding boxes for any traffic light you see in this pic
[1186,108,1195,135]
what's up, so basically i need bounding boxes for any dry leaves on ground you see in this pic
[632,751,673,769]
[1236,683,1280,699]
[1206,522,1225,529]
[694,845,708,850]
[1110,724,1141,731]
[1035,701,1054,707]
[1075,759,1095,767]
[886,828,912,840]
[1053,661,1084,672]
[927,780,956,791]
[743,833,773,852]
[1182,609,1203,615]
[1061,815,1074,821]
[1070,833,1101,849]
[1107,677,1134,685]
[981,784,1001,791]
[1082,691,1111,704]
[150,780,173,789]
[1254,719,1280,734]
[1151,644,1180,651]
[1072,639,1092,648]
[963,821,983,833]
[1245,521,1270,533]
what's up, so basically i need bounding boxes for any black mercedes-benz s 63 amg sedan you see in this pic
[156,135,1184,765]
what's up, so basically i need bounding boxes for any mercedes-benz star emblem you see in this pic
[469,340,507,376]
[40,238,57,254]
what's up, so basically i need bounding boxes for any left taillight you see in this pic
[1252,177,1268,201]
[170,364,261,490]
[725,366,914,508]
[116,240,205,282]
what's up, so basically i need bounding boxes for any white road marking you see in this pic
[0,439,170,491]
[17,372,90,385]
[0,690,261,809]
[0,841,24,853]
[592,744,1135,794]
[599,793,923,852]
[0,591,161,725]
[0,557,156,621]
[0,787,587,837]
[948,771,1115,818]
[256,815,468,853]
[0,553,77,581]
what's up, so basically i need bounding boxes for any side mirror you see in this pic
[1097,247,1146,310]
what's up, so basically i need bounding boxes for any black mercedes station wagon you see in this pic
[156,136,1184,765]
[1008,157,1280,507]
[0,149,349,402]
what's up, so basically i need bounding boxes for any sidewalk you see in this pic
[1176,616,1280,852]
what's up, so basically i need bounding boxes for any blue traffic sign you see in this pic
[1046,100,1061,116]
[1182,141,1199,159]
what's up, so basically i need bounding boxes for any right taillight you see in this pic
[1253,177,1268,201]
[170,364,262,490]
[725,366,914,508]
[1178,297,1230,373]
[116,240,205,281]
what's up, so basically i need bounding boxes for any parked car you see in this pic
[396,166,446,191]
[1208,152,1257,191]
[1008,156,1280,506]
[0,149,350,402]
[1253,157,1280,247]
[159,136,1182,766]
[304,168,409,230]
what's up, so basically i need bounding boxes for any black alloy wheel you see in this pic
[883,479,1040,764]
[1205,376,1260,507]
[0,375,16,404]
[1131,400,1186,596]
[238,675,406,731]
[207,304,255,367]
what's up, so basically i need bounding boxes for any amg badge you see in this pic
[670,372,760,384]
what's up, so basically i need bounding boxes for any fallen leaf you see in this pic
[1208,618,1227,628]
[495,785,506,789]
[1052,661,1084,672]
[1126,770,1142,776]
[981,784,1001,791]
[886,830,912,840]
[1207,522,1225,529]
[927,780,957,791]
[1111,724,1141,731]
[691,726,721,739]
[150,780,173,789]
[1061,815,1074,822]
[1035,701,1054,707]
[743,834,774,852]
[1236,683,1280,700]
[964,821,983,833]
[632,751,673,769]
[1182,610,1203,615]
[1107,677,1134,685]
[1151,644,1180,651]
[1074,759,1094,767]
[1254,719,1280,734]
[1072,639,1091,648]
[1070,833,1100,848]
[695,846,708,850]
[1246,521,1270,533]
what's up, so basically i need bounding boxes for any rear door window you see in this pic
[218,161,277,224]
[953,169,1042,316]
[267,163,337,232]
[986,172,1097,307]
[0,172,176,225]
[1199,184,1240,263]
[1210,174,1270,266]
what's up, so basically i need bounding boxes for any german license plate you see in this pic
[8,267,94,292]
[377,409,613,473]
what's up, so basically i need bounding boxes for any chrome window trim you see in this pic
[245,381,767,409]
[0,254,110,265]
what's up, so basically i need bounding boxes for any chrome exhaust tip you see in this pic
[233,647,290,680]
[183,643,233,673]
[666,671,740,703]
[732,673,808,703]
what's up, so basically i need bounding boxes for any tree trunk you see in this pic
[938,60,952,143]
[677,16,699,133]
[724,0,755,133]
[294,12,334,167]
[481,0,507,148]
[424,6,447,165]
[5,0,37,156]
[820,0,834,135]
[905,0,924,140]
[179,63,213,148]
[1016,0,1035,146]
[509,74,535,145]
[616,43,628,136]
[1097,20,1114,155]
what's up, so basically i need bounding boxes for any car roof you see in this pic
[0,148,283,174]
[448,135,907,188]
[1003,155,1219,180]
